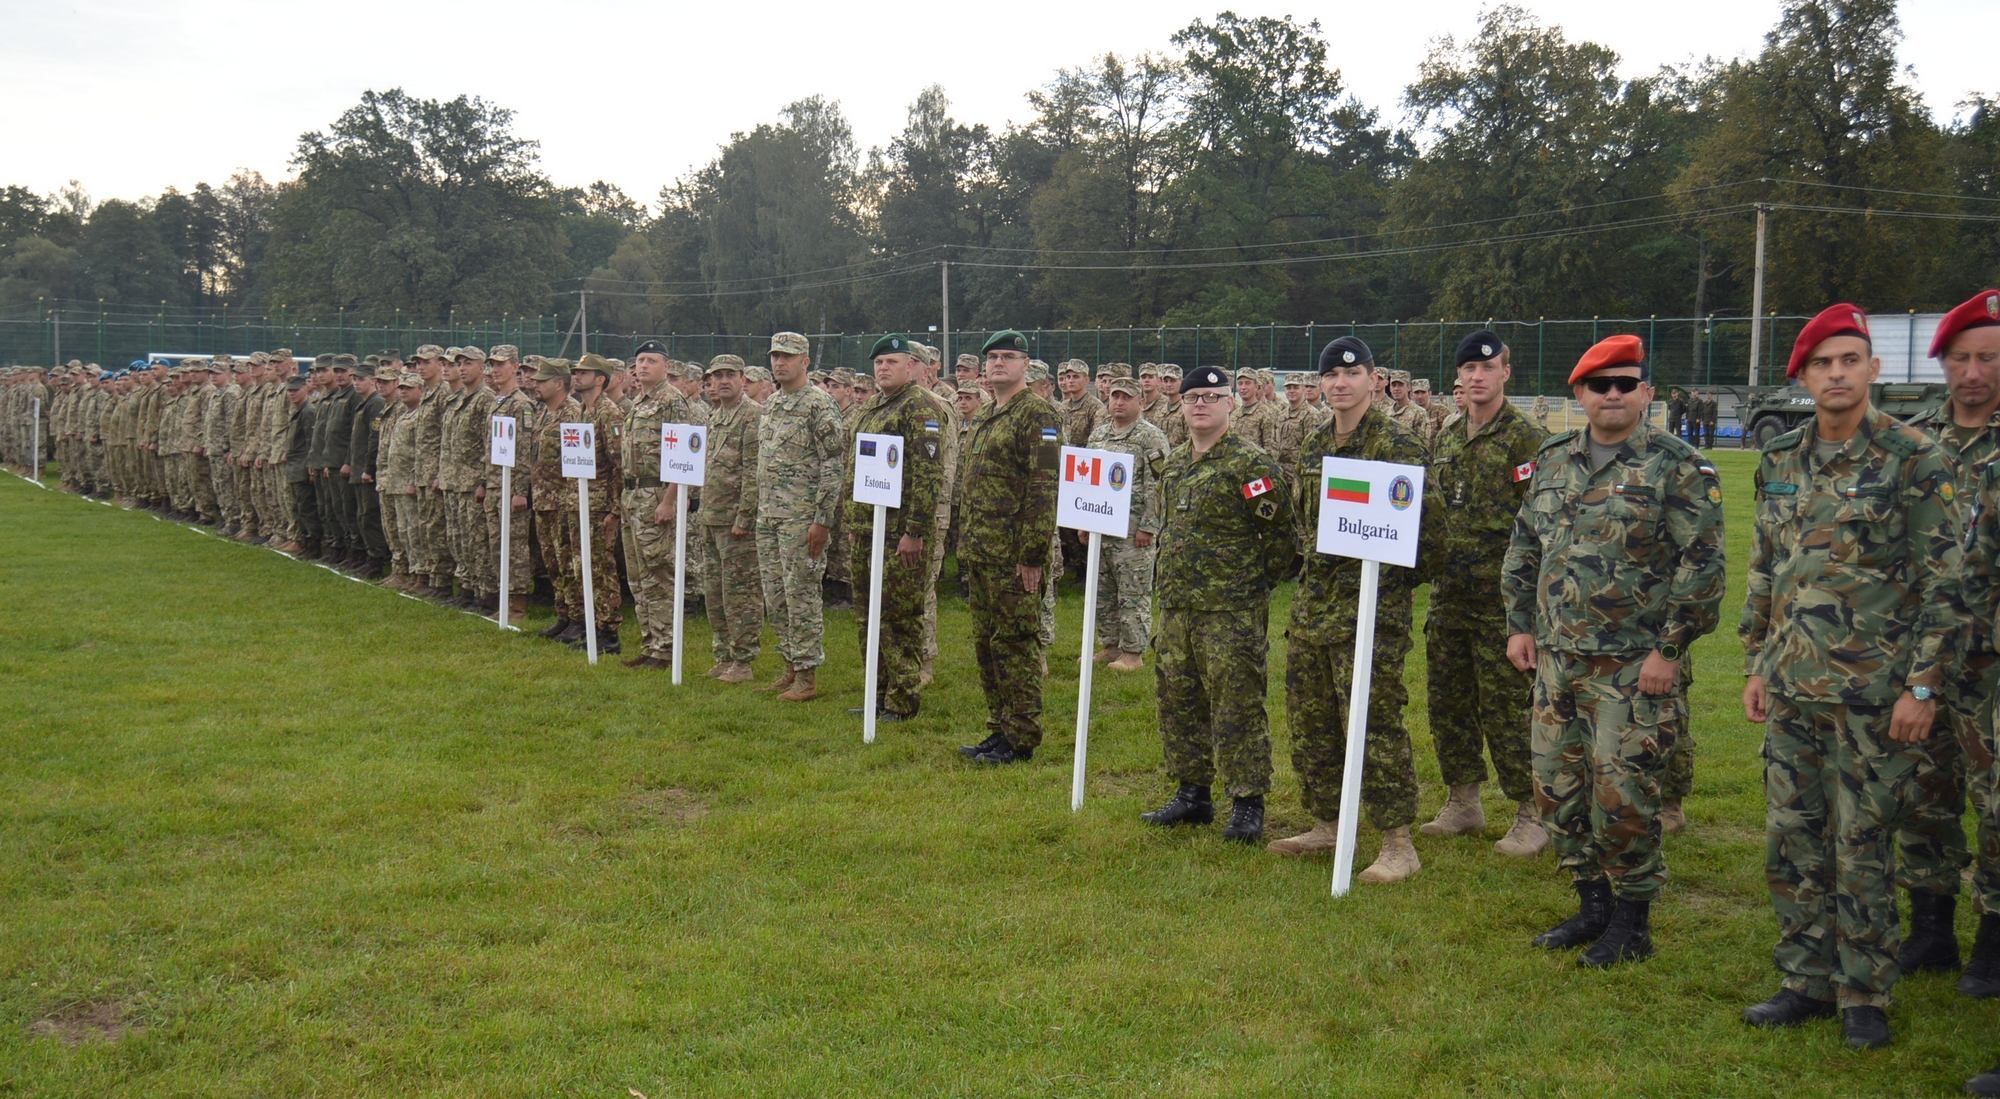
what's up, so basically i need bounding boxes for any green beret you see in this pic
[981,329,1029,355]
[869,333,912,360]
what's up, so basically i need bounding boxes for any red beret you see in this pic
[1568,334,1645,384]
[1787,303,1869,379]
[1929,289,2000,358]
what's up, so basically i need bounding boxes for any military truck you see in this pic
[1731,382,1948,448]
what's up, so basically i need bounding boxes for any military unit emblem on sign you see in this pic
[688,433,702,455]
[886,444,899,469]
[1108,462,1128,491]
[1389,475,1415,511]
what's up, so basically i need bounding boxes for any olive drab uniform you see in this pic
[1154,432,1293,798]
[1083,415,1168,655]
[846,382,945,715]
[1503,425,1725,899]
[348,384,388,569]
[1742,408,1965,1009]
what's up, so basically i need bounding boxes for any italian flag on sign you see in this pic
[1242,477,1273,499]
[1324,476,1369,504]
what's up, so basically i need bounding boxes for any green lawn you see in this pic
[1,451,1995,1097]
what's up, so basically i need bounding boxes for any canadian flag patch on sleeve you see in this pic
[1242,477,1273,499]
[1512,461,1535,483]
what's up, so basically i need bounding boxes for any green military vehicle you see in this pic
[1731,382,1948,448]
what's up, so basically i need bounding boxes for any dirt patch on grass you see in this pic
[625,786,710,825]
[28,998,141,1046]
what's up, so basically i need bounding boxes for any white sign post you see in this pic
[851,432,905,744]
[659,422,708,686]
[1057,445,1135,812]
[560,421,599,665]
[490,415,517,631]
[1315,455,1425,896]
[29,397,40,485]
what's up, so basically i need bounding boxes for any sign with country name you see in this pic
[1315,455,1424,568]
[560,421,596,479]
[852,432,903,508]
[660,422,706,486]
[489,415,517,467]
[1057,445,1132,538]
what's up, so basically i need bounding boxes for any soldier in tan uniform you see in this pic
[698,354,763,680]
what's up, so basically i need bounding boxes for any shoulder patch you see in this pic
[1765,426,1807,453]
[1538,430,1577,454]
[1255,498,1278,521]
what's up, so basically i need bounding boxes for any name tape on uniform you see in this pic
[660,422,706,486]
[489,415,517,467]
[1315,455,1425,568]
[1057,445,1133,538]
[852,432,904,509]
[559,421,597,479]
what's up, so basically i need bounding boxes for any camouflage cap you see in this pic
[395,370,422,388]
[573,353,614,376]
[1026,361,1052,383]
[830,368,856,386]
[488,344,520,363]
[1389,369,1410,384]
[705,354,746,375]
[1161,363,1182,379]
[331,353,359,371]
[1102,362,1133,379]
[413,344,445,359]
[270,347,294,360]
[1234,367,1257,380]
[744,366,772,382]
[1108,376,1142,398]
[455,346,488,363]
[532,358,574,382]
[808,370,828,383]
[373,364,400,381]
[954,353,979,369]
[247,351,270,366]
[955,383,982,396]
[853,371,878,389]
[680,362,705,381]
[770,331,810,356]
[1138,362,1161,378]
[911,341,939,365]
[1282,372,1308,388]
[311,353,335,370]
[1255,369,1275,386]
[212,353,235,367]
[1057,358,1088,377]
[607,358,627,372]
[1411,377,1431,392]
[444,347,466,361]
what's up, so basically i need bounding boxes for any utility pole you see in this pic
[579,289,589,355]
[940,260,951,368]
[1747,203,1768,388]
[52,302,61,367]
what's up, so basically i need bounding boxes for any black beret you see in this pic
[1454,329,1503,366]
[1180,364,1230,391]
[1317,336,1373,373]
[633,339,668,358]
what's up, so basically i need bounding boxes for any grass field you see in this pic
[2,450,1996,1096]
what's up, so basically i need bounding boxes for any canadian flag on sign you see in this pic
[1065,453,1102,485]
[1242,477,1273,499]
[1512,461,1536,483]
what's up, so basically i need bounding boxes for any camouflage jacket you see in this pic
[1913,403,2000,660]
[918,387,958,521]
[1229,400,1283,454]
[1385,400,1428,443]
[756,383,846,527]
[529,397,583,511]
[204,383,239,456]
[1289,405,1429,641]
[1156,432,1293,611]
[1061,393,1105,448]
[486,388,537,494]
[700,396,761,528]
[376,403,410,494]
[1741,407,1965,704]
[1425,400,1547,592]
[413,381,449,489]
[1085,415,1170,538]
[617,380,689,503]
[578,394,623,510]
[958,389,1062,568]
[1162,403,1188,448]
[846,383,945,542]
[1141,395,1171,430]
[442,384,497,492]
[1502,425,1725,656]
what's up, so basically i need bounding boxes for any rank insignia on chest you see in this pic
[1761,482,1798,496]
[1512,461,1535,483]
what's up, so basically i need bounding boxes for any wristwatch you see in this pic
[1657,642,1682,662]
[1910,685,1935,702]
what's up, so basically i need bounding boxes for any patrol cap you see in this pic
[1138,362,1161,378]
[574,353,613,376]
[1026,361,1051,383]
[912,341,939,365]
[332,353,358,371]
[1256,369,1275,386]
[212,353,235,367]
[247,352,269,367]
[396,371,422,388]
[311,354,335,371]
[1411,377,1431,392]
[1107,376,1142,398]
[1930,290,2000,359]
[1454,329,1503,366]
[744,366,772,383]
[270,347,294,361]
[1161,364,1182,379]
[1103,362,1133,379]
[1283,373,1307,388]
[955,383,982,396]
[954,353,979,369]
[1389,369,1410,384]
[378,348,403,362]
[869,333,913,359]
[1787,303,1871,379]
[1057,358,1088,377]
[680,362,705,381]
[455,346,487,362]
[830,368,856,386]
[362,354,381,368]
[373,363,400,381]
[981,329,1029,354]
[489,344,520,363]
[1569,335,1647,384]
[1180,364,1230,392]
[532,358,573,382]
[706,354,746,376]
[285,375,308,391]
[852,372,878,390]
[769,332,810,356]
[633,339,669,359]
[1318,336,1373,372]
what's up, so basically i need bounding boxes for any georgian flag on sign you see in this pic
[1242,477,1273,499]
[1512,461,1536,483]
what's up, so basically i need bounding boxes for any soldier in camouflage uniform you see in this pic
[443,348,497,604]
[380,372,421,587]
[565,355,624,654]
[484,347,538,620]
[1385,370,1428,441]
[1084,377,1167,671]
[1141,364,1293,842]
[1502,336,1725,968]
[410,346,454,594]
[956,330,1063,765]
[1057,359,1103,447]
[1421,329,1550,857]
[698,354,763,681]
[756,332,847,702]
[1269,339,1431,878]
[528,360,587,640]
[1740,304,1965,1050]
[347,365,389,578]
[614,344,690,668]
[907,342,960,688]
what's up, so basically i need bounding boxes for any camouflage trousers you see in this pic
[921,511,949,679]
[534,507,578,619]
[616,489,676,656]
[1765,694,1920,1009]
[191,456,218,519]
[353,481,387,563]
[1425,585,1535,801]
[416,487,449,582]
[1091,534,1156,655]
[209,455,237,525]
[569,492,621,629]
[701,525,762,665]
[449,490,490,592]
[1038,532,1062,648]
[388,491,419,574]
[1895,656,2000,908]
[825,501,850,585]
[850,526,927,715]
[967,561,1046,751]
[1662,661,1697,801]
[1533,650,1678,898]
[756,517,827,670]
[1156,604,1272,800]
[485,491,536,596]
[1284,597,1419,830]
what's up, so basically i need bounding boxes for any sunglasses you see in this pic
[1582,376,1643,395]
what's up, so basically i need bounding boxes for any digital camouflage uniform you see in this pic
[445,380,498,595]
[700,392,763,666]
[616,377,689,659]
[1285,406,1430,829]
[1742,408,1965,1008]
[1503,425,1725,898]
[377,388,414,577]
[1084,414,1168,654]
[847,380,945,714]
[915,384,959,681]
[413,369,453,586]
[756,380,846,671]
[1154,432,1293,799]
[1425,402,1548,802]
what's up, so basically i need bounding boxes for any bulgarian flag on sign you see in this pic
[1325,476,1370,504]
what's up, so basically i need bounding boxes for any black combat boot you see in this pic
[597,627,621,655]
[1742,988,1837,1027]
[1579,895,1654,967]
[1898,889,1962,974]
[1140,784,1214,827]
[1962,913,2000,998]
[972,738,1032,765]
[1221,796,1265,844]
[1841,1006,1891,1049]
[539,616,573,639]
[1534,879,1614,949]
[958,732,1005,759]
[554,620,586,644]
[1967,1059,2000,1096]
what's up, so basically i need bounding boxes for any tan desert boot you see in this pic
[1658,798,1686,834]
[717,662,754,684]
[1093,646,1120,665]
[705,661,729,679]
[1266,819,1339,856]
[1357,827,1420,884]
[1108,651,1145,672]
[758,666,798,694]
[1494,801,1550,857]
[779,667,820,702]
[1418,782,1485,836]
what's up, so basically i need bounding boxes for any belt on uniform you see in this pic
[624,475,637,490]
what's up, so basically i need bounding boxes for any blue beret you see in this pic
[1318,336,1373,373]
[1454,329,1503,366]
[129,359,148,369]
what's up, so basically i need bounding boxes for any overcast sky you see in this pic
[5,0,1991,209]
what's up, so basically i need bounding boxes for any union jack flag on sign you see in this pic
[562,427,582,447]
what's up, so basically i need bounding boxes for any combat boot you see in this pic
[1841,1006,1891,1050]
[1108,651,1145,672]
[554,620,586,645]
[539,616,573,639]
[1579,895,1654,967]
[705,661,730,679]
[717,662,754,684]
[1267,819,1339,856]
[759,666,798,695]
[596,627,621,655]
[1092,646,1119,665]
[958,732,1005,759]
[1961,913,2000,998]
[1357,827,1420,883]
[1494,801,1550,857]
[779,668,819,702]
[1658,798,1687,834]
[1418,783,1485,836]
[1140,784,1213,827]
[972,739,1032,765]
[506,594,526,621]
[1534,879,1613,948]
[1967,1060,2000,1097]
[1221,796,1264,844]
[1897,890,1961,974]
[1742,988,1836,1027]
